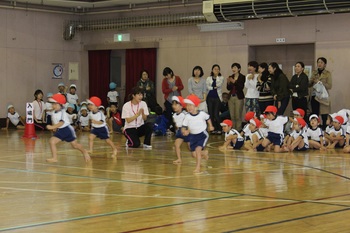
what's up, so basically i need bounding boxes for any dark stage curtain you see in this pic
[125,48,157,102]
[88,50,111,107]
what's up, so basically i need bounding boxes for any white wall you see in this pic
[1,8,350,117]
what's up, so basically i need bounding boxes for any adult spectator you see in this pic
[268,62,290,115]
[227,63,245,130]
[256,62,274,115]
[188,66,207,112]
[122,87,153,148]
[289,61,309,122]
[309,57,332,128]
[206,64,225,134]
[136,70,157,111]
[162,67,184,131]
[244,61,260,115]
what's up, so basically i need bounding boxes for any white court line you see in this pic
[0,186,211,200]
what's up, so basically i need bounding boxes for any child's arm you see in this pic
[47,121,64,130]
[206,119,214,132]
[290,136,302,151]
[319,136,327,150]
[251,135,263,149]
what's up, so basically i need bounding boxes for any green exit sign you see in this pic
[114,33,130,42]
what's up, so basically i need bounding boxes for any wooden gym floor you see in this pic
[1,130,350,232]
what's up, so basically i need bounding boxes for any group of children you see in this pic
[219,105,350,154]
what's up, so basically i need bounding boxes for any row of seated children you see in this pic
[219,105,350,153]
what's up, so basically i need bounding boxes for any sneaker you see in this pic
[143,144,152,149]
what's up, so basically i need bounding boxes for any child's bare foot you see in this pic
[111,149,118,159]
[83,153,91,162]
[173,159,182,164]
[201,150,209,160]
[46,158,58,163]
[193,169,202,174]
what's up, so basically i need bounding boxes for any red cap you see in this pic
[296,118,307,128]
[220,119,233,127]
[334,115,344,125]
[87,96,102,107]
[245,111,256,121]
[293,108,305,117]
[184,94,201,107]
[48,94,66,105]
[249,118,262,128]
[172,96,186,108]
[264,105,278,113]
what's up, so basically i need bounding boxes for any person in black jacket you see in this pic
[227,63,246,130]
[289,61,309,122]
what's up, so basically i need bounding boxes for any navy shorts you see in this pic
[188,131,209,151]
[267,132,284,146]
[91,126,109,139]
[231,138,244,149]
[175,128,190,142]
[54,125,76,142]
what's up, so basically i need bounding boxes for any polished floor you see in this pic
[1,130,350,232]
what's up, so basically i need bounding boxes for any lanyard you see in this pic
[131,102,139,126]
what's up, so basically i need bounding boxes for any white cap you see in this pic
[7,104,14,110]
[70,84,77,89]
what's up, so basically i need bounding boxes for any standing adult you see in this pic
[206,64,225,134]
[289,61,309,122]
[122,87,153,148]
[162,67,184,131]
[268,62,290,115]
[244,61,260,115]
[136,70,157,111]
[256,62,274,114]
[188,66,207,112]
[227,63,245,131]
[309,57,332,128]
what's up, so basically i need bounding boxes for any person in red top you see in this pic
[162,67,184,131]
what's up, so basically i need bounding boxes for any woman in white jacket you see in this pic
[245,61,260,115]
[206,64,225,134]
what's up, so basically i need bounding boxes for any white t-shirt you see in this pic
[225,128,243,141]
[306,127,323,141]
[265,116,288,134]
[89,111,106,128]
[66,93,79,105]
[241,123,252,139]
[347,125,350,135]
[290,129,309,146]
[173,111,186,128]
[67,112,77,124]
[52,110,71,129]
[32,100,46,121]
[79,114,90,127]
[328,127,345,138]
[122,101,149,130]
[250,129,264,143]
[182,111,210,134]
[107,91,119,103]
[7,112,20,126]
[244,73,259,98]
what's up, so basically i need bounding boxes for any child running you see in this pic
[172,96,188,164]
[46,94,91,163]
[87,96,117,159]
[182,94,214,173]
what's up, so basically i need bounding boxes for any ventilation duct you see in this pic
[63,12,205,40]
[203,0,350,22]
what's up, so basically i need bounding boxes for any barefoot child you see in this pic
[257,105,288,152]
[306,114,326,150]
[283,118,309,152]
[182,95,214,173]
[326,115,345,149]
[2,105,25,130]
[343,125,350,153]
[172,96,188,164]
[46,94,91,163]
[244,118,264,151]
[87,96,117,159]
[219,119,244,150]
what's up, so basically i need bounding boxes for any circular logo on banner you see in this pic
[53,64,63,78]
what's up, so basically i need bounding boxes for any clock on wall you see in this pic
[53,64,63,78]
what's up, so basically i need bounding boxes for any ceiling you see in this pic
[0,0,202,14]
